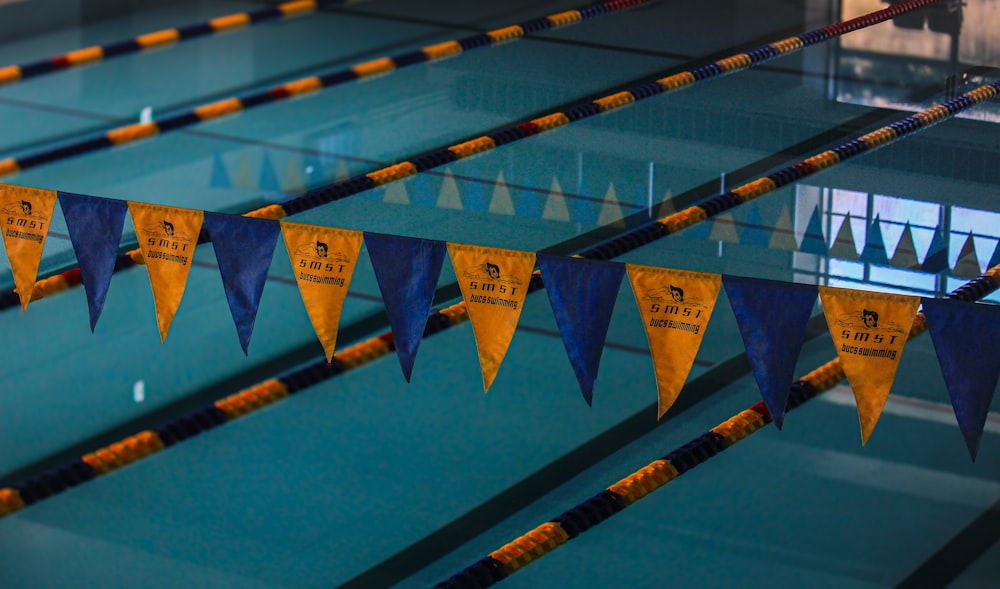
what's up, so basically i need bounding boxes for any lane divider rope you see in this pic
[0,0,359,87]
[1,66,991,521]
[0,0,655,179]
[2,0,944,311]
[430,270,1000,589]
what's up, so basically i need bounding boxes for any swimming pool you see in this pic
[0,0,998,587]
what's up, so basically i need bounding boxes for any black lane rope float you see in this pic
[3,0,943,313]
[0,0,655,179]
[1,71,992,520]
[0,1,359,88]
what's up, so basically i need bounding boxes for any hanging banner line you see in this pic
[2,0,947,311]
[429,267,1000,588]
[0,0,655,179]
[0,0,355,88]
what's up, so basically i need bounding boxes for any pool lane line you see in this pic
[3,0,943,312]
[0,0,362,88]
[0,0,656,178]
[0,72,991,520]
[431,265,1000,588]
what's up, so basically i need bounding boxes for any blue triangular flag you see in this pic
[922,225,949,273]
[364,232,446,382]
[537,254,625,406]
[203,212,280,354]
[259,152,280,192]
[210,151,231,188]
[723,275,818,429]
[988,239,1000,269]
[58,192,128,332]
[799,206,828,255]
[860,215,889,265]
[921,297,1000,461]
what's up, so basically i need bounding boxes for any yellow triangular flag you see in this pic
[335,159,351,181]
[489,171,515,215]
[448,243,535,392]
[889,222,919,269]
[129,202,204,342]
[437,169,463,210]
[819,286,920,444]
[655,190,675,219]
[952,232,981,278]
[627,265,721,418]
[598,183,626,228]
[233,153,255,190]
[542,177,570,222]
[282,222,363,362]
[0,184,58,311]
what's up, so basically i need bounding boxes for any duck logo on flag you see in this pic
[0,184,58,311]
[129,202,203,342]
[282,223,363,362]
[628,265,721,419]
[819,286,919,444]
[448,243,535,393]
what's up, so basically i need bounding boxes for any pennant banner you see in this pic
[723,276,817,429]
[921,298,1000,461]
[129,202,204,342]
[537,254,625,406]
[364,232,446,382]
[448,243,535,393]
[282,222,363,362]
[204,212,281,355]
[628,265,721,418]
[58,192,127,331]
[819,286,920,444]
[0,184,58,311]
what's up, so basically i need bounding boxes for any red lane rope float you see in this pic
[1,74,993,519]
[0,0,654,178]
[0,0,356,87]
[2,0,945,311]
[431,266,1000,589]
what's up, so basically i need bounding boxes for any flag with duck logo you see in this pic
[0,184,58,311]
[129,202,204,342]
[448,243,535,393]
[627,265,721,418]
[282,222,363,362]
[819,286,919,444]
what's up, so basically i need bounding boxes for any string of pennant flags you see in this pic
[2,180,999,460]
[1,0,945,313]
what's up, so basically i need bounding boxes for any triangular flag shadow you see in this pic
[537,254,625,405]
[799,206,828,255]
[365,232,446,382]
[210,151,231,188]
[829,213,859,260]
[204,212,281,354]
[952,232,981,278]
[741,207,770,248]
[922,226,949,273]
[890,222,919,269]
[769,206,798,251]
[723,276,817,428]
[259,152,280,193]
[922,297,1000,461]
[860,215,889,265]
[58,192,127,331]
